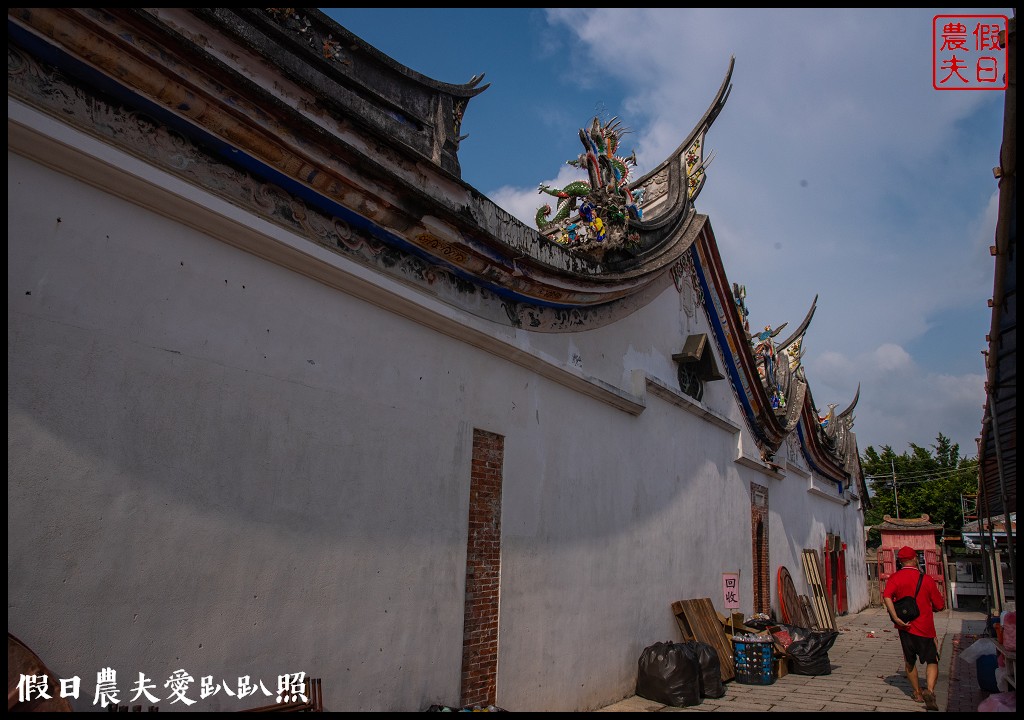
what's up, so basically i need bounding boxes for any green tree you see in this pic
[861,433,978,547]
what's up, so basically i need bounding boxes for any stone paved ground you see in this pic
[946,633,991,712]
[596,607,1000,712]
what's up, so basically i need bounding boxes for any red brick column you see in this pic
[751,483,770,615]
[461,429,504,707]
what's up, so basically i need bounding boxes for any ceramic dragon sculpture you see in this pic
[535,180,592,230]
[740,291,818,434]
[535,117,645,254]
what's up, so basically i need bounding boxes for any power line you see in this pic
[890,465,977,480]
[881,463,976,479]
[892,475,973,488]
[864,466,973,482]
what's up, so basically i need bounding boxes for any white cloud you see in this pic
[871,344,915,374]
[855,368,986,455]
[490,164,590,230]
[806,343,985,453]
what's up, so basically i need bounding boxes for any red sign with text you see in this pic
[933,15,1008,90]
[722,573,740,609]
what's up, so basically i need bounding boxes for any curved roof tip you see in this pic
[778,294,818,350]
[838,383,861,419]
[465,73,490,94]
[700,55,735,131]
[630,55,735,189]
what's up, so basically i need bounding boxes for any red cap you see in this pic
[897,546,917,560]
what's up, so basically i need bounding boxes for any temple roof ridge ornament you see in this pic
[534,117,646,262]
[532,56,735,267]
[632,56,734,212]
[836,384,860,421]
[718,280,862,484]
[777,295,817,352]
[5,9,729,328]
[739,290,820,428]
[816,382,861,475]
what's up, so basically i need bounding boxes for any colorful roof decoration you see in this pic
[6,8,729,331]
[687,225,864,490]
[6,8,864,494]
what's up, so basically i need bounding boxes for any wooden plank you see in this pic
[799,595,815,629]
[717,612,757,635]
[801,549,837,631]
[672,598,736,681]
[681,599,735,682]
[820,555,835,616]
[816,550,837,629]
[811,549,837,631]
[671,600,697,641]
[800,550,827,629]
[799,551,819,628]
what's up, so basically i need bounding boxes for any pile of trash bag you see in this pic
[744,613,776,631]
[684,640,726,699]
[635,640,725,707]
[770,624,839,676]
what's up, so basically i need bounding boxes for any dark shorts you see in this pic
[899,630,938,665]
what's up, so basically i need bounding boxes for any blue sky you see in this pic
[322,8,1011,459]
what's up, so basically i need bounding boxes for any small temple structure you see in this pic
[875,514,945,592]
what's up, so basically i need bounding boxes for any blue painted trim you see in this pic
[796,422,845,490]
[690,245,772,446]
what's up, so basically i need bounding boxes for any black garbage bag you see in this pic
[770,623,812,647]
[636,641,702,707]
[744,614,776,631]
[784,629,839,676]
[680,641,726,699]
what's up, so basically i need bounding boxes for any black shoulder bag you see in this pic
[893,572,924,623]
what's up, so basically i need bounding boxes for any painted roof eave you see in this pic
[8,7,730,316]
[692,218,853,485]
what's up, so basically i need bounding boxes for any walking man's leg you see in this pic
[922,661,940,710]
[906,661,923,701]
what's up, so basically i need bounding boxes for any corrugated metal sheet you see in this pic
[978,16,1016,522]
[977,15,1016,605]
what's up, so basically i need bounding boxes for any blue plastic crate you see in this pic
[976,654,999,693]
[732,638,776,685]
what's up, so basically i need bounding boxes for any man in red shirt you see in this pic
[882,546,945,711]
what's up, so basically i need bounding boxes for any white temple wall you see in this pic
[8,102,865,713]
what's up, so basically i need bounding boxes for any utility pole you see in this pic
[892,458,899,519]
